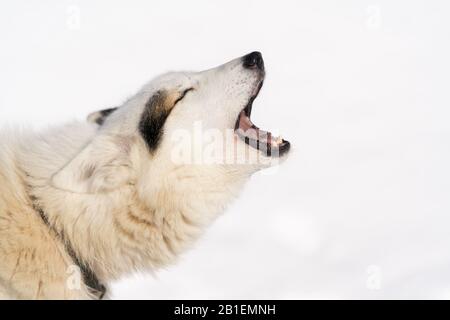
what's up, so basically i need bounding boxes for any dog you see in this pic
[0,52,290,299]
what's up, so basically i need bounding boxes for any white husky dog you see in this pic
[0,52,290,299]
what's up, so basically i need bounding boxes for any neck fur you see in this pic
[17,122,248,282]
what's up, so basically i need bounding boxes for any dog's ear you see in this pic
[87,107,118,126]
[51,135,133,194]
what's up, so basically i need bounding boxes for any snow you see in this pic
[1,0,450,299]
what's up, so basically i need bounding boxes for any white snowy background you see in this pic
[1,0,449,299]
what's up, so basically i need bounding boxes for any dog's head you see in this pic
[52,52,290,194]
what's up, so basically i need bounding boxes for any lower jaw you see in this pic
[235,134,291,157]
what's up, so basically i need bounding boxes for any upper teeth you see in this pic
[272,136,283,145]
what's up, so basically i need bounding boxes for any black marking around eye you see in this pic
[139,91,172,152]
[96,107,118,125]
[174,88,194,105]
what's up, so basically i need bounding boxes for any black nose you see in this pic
[243,51,264,70]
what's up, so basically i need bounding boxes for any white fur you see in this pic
[0,54,288,299]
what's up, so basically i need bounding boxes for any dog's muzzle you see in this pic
[235,51,290,157]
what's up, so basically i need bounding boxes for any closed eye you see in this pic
[174,88,194,105]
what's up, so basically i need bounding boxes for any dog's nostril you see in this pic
[243,51,264,70]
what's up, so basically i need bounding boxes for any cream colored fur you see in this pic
[0,54,287,299]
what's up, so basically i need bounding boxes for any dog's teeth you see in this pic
[270,137,277,145]
[271,136,283,146]
[273,136,282,145]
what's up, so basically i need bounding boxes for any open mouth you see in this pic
[234,81,291,157]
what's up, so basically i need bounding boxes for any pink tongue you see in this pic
[236,110,272,144]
